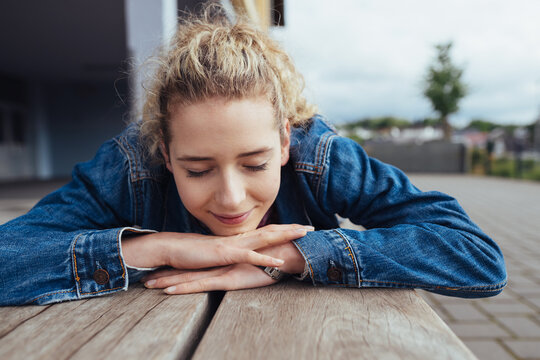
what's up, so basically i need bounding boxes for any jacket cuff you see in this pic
[292,229,361,286]
[119,228,159,283]
[71,227,156,298]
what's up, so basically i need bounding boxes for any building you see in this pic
[0,0,283,182]
[534,112,540,153]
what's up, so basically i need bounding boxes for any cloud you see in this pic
[274,0,540,125]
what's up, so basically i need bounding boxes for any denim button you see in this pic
[327,267,342,282]
[93,269,109,285]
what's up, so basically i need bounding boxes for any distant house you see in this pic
[390,126,443,144]
[534,114,540,153]
[452,129,488,149]
[360,124,464,173]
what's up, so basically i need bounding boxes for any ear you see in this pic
[280,119,291,166]
[159,142,174,173]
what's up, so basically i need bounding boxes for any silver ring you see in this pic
[258,266,288,281]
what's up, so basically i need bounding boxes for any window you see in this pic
[0,106,27,145]
[271,0,284,27]
[0,75,28,145]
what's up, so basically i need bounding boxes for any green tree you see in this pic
[341,116,410,131]
[423,42,468,140]
[467,119,498,132]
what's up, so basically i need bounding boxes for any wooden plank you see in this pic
[0,284,215,360]
[0,304,51,338]
[193,281,477,360]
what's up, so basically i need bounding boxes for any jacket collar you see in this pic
[273,162,313,226]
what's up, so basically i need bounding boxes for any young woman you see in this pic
[0,7,506,305]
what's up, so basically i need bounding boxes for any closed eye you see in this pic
[245,163,268,172]
[187,169,212,178]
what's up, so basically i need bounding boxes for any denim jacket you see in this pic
[0,116,507,305]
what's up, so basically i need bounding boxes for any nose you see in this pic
[215,169,246,209]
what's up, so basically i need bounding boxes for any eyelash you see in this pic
[245,163,268,172]
[187,169,211,178]
[186,163,268,178]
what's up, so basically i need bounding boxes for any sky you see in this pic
[270,0,540,127]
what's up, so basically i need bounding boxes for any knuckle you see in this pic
[155,279,170,288]
[181,272,194,283]
[215,242,226,252]
[223,247,240,262]
[263,233,277,246]
[198,278,212,292]
[159,277,175,288]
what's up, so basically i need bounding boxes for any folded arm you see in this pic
[292,135,507,298]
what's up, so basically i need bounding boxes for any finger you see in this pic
[229,248,285,267]
[241,227,309,249]
[164,276,228,294]
[256,223,314,233]
[164,264,277,294]
[145,267,228,288]
[212,247,284,267]
[141,269,188,282]
[231,224,311,245]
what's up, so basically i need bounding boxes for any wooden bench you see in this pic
[0,281,477,359]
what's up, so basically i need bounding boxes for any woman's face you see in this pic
[162,97,290,236]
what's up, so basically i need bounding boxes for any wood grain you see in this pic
[192,281,477,360]
[0,303,51,338]
[0,284,214,360]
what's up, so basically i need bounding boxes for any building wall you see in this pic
[0,0,275,181]
[47,81,129,176]
[364,141,467,173]
[0,0,129,181]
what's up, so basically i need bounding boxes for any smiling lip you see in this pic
[212,210,252,225]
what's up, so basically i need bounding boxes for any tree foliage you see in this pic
[467,119,499,132]
[341,116,410,131]
[423,42,468,139]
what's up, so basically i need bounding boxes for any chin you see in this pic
[209,221,259,236]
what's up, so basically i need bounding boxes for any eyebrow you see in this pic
[176,147,273,162]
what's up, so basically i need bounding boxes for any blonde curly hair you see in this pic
[140,4,316,162]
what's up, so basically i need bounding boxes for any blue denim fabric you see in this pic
[0,116,507,305]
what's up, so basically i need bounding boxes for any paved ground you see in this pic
[410,175,540,360]
[1,175,539,359]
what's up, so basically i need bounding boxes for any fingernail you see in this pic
[145,280,156,288]
[274,258,285,265]
[295,228,307,233]
[304,226,315,231]
[165,286,176,293]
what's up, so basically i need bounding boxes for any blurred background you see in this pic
[0,1,539,359]
[0,0,539,181]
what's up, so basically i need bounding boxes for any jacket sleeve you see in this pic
[0,138,154,305]
[292,135,507,298]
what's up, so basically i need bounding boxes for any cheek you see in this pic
[250,165,282,201]
[174,178,209,212]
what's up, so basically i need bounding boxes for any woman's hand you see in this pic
[122,224,311,271]
[141,264,277,294]
[256,241,307,274]
[140,229,311,294]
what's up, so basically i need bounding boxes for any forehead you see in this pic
[168,97,279,153]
